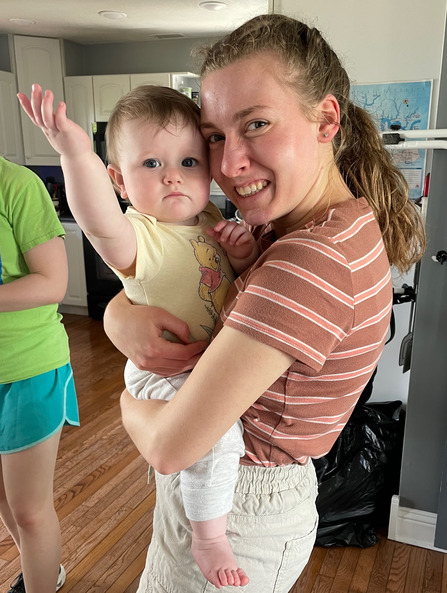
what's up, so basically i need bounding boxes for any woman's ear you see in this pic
[107,164,128,198]
[318,94,340,142]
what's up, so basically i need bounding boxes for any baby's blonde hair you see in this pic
[105,85,201,168]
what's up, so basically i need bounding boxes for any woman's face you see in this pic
[200,53,331,230]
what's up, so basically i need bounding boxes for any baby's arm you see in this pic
[206,220,259,275]
[17,84,136,272]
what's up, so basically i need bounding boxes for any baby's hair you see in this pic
[105,85,200,167]
[199,14,425,274]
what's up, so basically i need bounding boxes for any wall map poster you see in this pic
[351,80,432,200]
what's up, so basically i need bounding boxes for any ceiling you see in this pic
[0,0,270,45]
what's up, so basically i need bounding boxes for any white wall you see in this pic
[276,0,447,403]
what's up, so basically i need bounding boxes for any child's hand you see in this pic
[206,220,258,268]
[17,83,92,159]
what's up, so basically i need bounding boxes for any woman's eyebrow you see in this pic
[200,105,268,131]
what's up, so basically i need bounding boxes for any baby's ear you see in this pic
[107,164,127,198]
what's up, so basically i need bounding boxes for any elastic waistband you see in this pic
[235,462,315,495]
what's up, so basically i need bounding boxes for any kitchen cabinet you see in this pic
[64,76,95,145]
[64,72,200,130]
[92,75,130,121]
[0,70,25,164]
[60,221,88,312]
[130,72,171,88]
[13,35,65,165]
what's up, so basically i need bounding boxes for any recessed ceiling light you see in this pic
[199,1,228,11]
[8,18,37,26]
[98,10,127,20]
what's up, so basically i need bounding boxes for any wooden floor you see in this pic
[0,313,445,592]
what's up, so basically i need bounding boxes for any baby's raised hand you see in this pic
[17,83,92,159]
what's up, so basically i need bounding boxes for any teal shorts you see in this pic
[0,363,80,454]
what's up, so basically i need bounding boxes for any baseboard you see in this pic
[388,495,447,552]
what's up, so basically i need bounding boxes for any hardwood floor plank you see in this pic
[385,542,410,593]
[330,546,361,592]
[404,546,427,593]
[366,536,395,593]
[320,547,343,579]
[423,549,444,592]
[348,542,379,593]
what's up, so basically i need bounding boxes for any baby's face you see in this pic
[114,118,210,225]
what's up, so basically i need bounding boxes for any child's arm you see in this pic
[17,84,136,273]
[206,220,259,275]
[0,237,68,312]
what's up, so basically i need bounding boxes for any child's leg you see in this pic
[190,514,249,588]
[0,462,21,548]
[181,420,248,588]
[2,431,62,593]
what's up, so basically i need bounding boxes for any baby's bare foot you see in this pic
[191,533,249,589]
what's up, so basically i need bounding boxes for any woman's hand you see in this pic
[103,290,208,375]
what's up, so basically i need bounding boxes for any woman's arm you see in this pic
[120,325,294,474]
[103,290,208,373]
[0,236,67,312]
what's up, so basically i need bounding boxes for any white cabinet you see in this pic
[61,221,88,310]
[64,72,200,129]
[130,72,171,88]
[0,71,25,164]
[13,35,65,165]
[64,76,95,145]
[92,75,130,121]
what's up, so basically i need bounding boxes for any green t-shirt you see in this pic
[0,156,70,383]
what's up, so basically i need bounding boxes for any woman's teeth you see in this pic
[236,181,267,197]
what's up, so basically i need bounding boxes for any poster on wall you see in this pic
[351,80,432,200]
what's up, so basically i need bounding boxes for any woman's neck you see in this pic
[273,163,354,237]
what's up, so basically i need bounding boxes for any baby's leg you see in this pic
[190,514,249,589]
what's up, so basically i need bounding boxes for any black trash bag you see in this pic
[313,400,405,548]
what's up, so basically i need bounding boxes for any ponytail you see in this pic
[335,101,425,274]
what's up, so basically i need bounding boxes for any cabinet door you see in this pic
[64,76,95,145]
[61,222,88,307]
[14,36,64,165]
[0,71,25,164]
[130,73,171,89]
[93,75,130,121]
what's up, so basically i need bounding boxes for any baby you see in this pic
[18,83,258,588]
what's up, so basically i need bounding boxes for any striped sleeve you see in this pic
[224,234,355,371]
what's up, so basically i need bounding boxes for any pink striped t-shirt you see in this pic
[214,198,393,467]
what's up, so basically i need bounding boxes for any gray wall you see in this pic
[399,12,447,514]
[64,37,216,76]
[0,34,11,71]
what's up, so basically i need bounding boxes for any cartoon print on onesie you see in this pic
[190,235,231,336]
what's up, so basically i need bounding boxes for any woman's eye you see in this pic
[208,133,225,144]
[143,159,161,168]
[182,157,197,167]
[247,121,268,132]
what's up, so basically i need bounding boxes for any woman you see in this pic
[104,14,425,592]
[0,156,80,593]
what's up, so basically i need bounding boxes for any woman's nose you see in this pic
[220,138,250,178]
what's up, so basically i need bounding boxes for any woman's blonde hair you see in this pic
[199,14,425,274]
[105,85,201,167]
